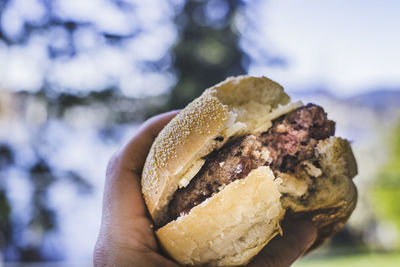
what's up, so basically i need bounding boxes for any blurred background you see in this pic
[0,0,399,266]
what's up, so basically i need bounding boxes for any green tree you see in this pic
[168,0,246,109]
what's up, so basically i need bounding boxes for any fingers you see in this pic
[248,220,317,267]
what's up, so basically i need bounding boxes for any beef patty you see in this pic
[163,103,335,226]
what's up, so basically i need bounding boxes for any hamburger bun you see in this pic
[141,76,357,266]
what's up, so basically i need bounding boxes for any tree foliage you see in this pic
[168,0,246,109]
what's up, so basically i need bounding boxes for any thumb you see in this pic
[248,220,317,267]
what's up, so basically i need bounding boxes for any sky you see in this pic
[246,0,400,96]
[0,0,399,97]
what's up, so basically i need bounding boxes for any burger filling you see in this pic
[164,103,335,226]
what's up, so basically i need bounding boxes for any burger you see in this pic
[141,76,357,266]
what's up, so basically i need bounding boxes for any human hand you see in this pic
[247,219,317,267]
[93,110,180,267]
[93,111,317,267]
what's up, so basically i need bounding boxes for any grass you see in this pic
[294,252,400,267]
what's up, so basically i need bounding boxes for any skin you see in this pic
[94,110,317,267]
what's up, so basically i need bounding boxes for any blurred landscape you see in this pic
[0,0,400,266]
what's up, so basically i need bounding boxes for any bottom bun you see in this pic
[156,166,283,266]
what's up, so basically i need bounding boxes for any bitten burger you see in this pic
[141,76,358,266]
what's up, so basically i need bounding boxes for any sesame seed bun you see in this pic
[141,76,357,266]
